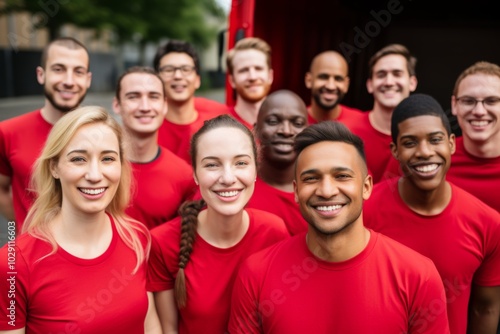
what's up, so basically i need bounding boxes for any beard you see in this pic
[312,89,346,111]
[44,86,87,113]
[235,81,272,103]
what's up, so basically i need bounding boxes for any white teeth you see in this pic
[80,188,105,195]
[316,205,342,211]
[470,120,489,127]
[217,191,239,197]
[414,164,438,173]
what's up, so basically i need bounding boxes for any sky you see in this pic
[216,0,231,13]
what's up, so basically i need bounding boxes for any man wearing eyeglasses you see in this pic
[153,40,228,164]
[448,61,500,214]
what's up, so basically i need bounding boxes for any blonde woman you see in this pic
[0,106,160,333]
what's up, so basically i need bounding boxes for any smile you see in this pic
[316,205,342,211]
[413,164,439,173]
[215,190,240,197]
[79,188,106,195]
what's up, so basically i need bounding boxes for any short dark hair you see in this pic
[294,121,367,167]
[391,93,451,143]
[153,40,200,74]
[115,66,165,100]
[368,44,417,78]
[40,37,89,69]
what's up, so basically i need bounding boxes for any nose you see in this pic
[383,73,395,86]
[139,96,151,111]
[316,176,338,199]
[248,67,257,80]
[219,165,236,185]
[173,67,183,79]
[85,159,103,182]
[325,76,337,90]
[471,101,488,116]
[415,141,434,158]
[277,121,293,137]
[63,70,75,86]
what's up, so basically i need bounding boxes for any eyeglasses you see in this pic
[456,96,500,110]
[158,65,196,77]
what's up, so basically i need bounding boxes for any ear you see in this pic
[86,71,92,89]
[449,133,456,155]
[267,69,274,85]
[36,66,45,85]
[112,97,121,115]
[194,74,201,90]
[390,141,399,160]
[409,75,418,92]
[305,72,312,89]
[161,102,168,117]
[362,174,373,201]
[366,78,374,94]
[50,160,59,179]
[293,180,299,203]
[229,75,236,89]
[450,95,458,116]
[193,173,198,186]
[345,76,351,91]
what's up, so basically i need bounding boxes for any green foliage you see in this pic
[0,0,226,48]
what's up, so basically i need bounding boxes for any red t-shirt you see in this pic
[0,214,149,333]
[158,97,228,164]
[147,208,289,334]
[364,178,500,334]
[229,230,449,333]
[307,104,365,128]
[246,177,306,235]
[228,106,253,130]
[343,111,394,184]
[0,110,53,229]
[447,136,500,212]
[127,147,197,229]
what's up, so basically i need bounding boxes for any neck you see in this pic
[125,131,160,163]
[306,221,369,262]
[259,160,295,192]
[369,104,393,135]
[166,98,197,124]
[40,102,68,125]
[398,177,452,215]
[309,103,341,121]
[462,135,500,158]
[234,97,263,126]
[197,208,249,248]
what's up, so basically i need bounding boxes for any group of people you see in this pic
[0,34,498,334]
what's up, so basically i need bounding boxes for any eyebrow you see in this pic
[67,149,119,156]
[399,131,446,140]
[201,154,252,161]
[300,166,353,177]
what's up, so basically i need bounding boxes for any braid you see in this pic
[174,199,206,308]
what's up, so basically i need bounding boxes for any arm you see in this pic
[145,292,162,334]
[0,174,14,221]
[154,290,178,334]
[0,329,25,334]
[468,285,500,334]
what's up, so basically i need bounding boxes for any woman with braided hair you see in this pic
[147,114,289,333]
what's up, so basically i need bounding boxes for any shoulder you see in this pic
[246,208,289,234]
[0,110,43,133]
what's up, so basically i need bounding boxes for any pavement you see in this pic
[0,88,226,247]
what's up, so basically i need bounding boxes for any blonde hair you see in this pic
[23,106,150,272]
[226,37,272,75]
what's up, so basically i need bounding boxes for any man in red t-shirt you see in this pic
[447,61,500,212]
[229,121,449,333]
[304,51,364,126]
[226,37,274,129]
[364,93,500,333]
[246,90,309,235]
[153,40,228,164]
[0,37,92,229]
[113,66,196,229]
[345,44,418,184]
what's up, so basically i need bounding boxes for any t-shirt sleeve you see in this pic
[228,257,263,334]
[0,240,28,330]
[407,260,450,333]
[146,234,175,292]
[473,213,500,286]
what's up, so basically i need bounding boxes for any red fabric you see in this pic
[229,230,449,333]
[344,111,394,184]
[0,215,149,333]
[307,104,365,127]
[364,178,500,334]
[446,136,500,212]
[227,106,254,130]
[246,177,306,235]
[158,97,228,164]
[0,110,53,229]
[147,208,289,334]
[127,147,197,229]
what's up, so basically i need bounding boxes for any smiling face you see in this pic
[37,44,91,113]
[367,54,417,112]
[451,73,500,145]
[294,141,372,236]
[305,52,350,111]
[256,93,308,166]
[229,49,273,103]
[194,126,257,217]
[158,52,200,104]
[52,123,121,216]
[391,115,455,193]
[113,72,166,136]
